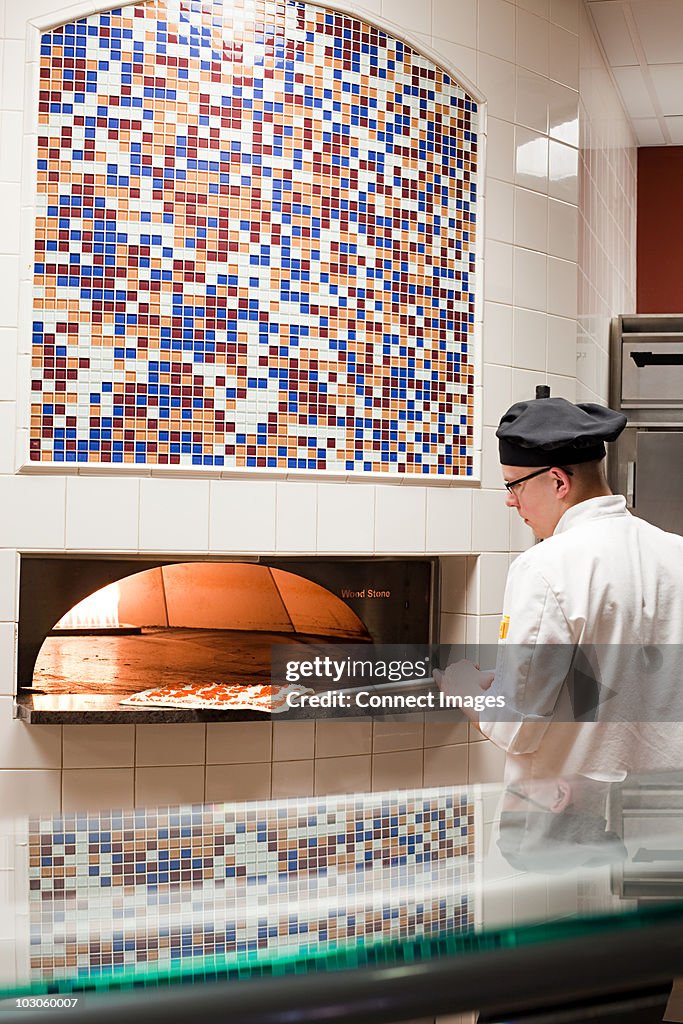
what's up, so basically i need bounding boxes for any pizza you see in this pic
[119,681,313,713]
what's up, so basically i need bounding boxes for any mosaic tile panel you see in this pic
[28,789,477,983]
[30,0,478,475]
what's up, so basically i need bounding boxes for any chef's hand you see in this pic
[433,659,495,698]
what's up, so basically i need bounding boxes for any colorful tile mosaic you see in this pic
[28,789,477,983]
[30,0,478,475]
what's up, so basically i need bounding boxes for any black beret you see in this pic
[497,397,627,467]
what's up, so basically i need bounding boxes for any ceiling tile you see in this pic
[612,66,657,118]
[631,117,666,146]
[663,116,683,144]
[648,64,683,115]
[588,2,639,66]
[630,0,683,64]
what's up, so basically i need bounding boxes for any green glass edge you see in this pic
[4,900,683,1000]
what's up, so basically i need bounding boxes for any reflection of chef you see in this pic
[496,775,625,873]
[438,389,683,785]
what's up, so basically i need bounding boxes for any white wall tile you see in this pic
[314,753,372,796]
[484,240,513,304]
[372,748,423,790]
[516,69,548,134]
[547,314,577,376]
[0,256,19,328]
[440,556,467,614]
[482,362,511,428]
[135,724,206,767]
[271,759,314,798]
[0,112,23,183]
[206,762,271,801]
[516,7,549,77]
[514,187,548,253]
[513,247,547,312]
[468,737,506,783]
[471,490,510,551]
[549,23,578,89]
[518,0,549,21]
[135,765,205,806]
[433,0,477,49]
[423,743,468,786]
[0,697,60,768]
[272,721,315,761]
[316,483,374,553]
[0,185,20,254]
[514,127,549,194]
[426,488,472,552]
[209,480,276,552]
[484,178,514,243]
[548,198,577,260]
[513,307,546,370]
[548,139,578,203]
[0,402,16,475]
[63,725,135,769]
[0,769,61,816]
[479,0,516,63]
[434,39,478,86]
[372,717,424,752]
[374,485,426,552]
[486,117,515,183]
[275,482,317,551]
[62,768,134,812]
[547,256,577,319]
[478,53,516,123]
[0,551,17,622]
[65,477,139,550]
[0,330,17,401]
[315,720,372,757]
[483,302,513,366]
[206,721,272,764]
[551,0,578,34]
[548,81,579,146]
[380,0,431,36]
[139,479,209,552]
[477,552,509,614]
[0,477,65,548]
[439,612,467,643]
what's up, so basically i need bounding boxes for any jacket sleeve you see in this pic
[479,556,576,755]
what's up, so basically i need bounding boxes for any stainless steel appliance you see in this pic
[609,314,683,536]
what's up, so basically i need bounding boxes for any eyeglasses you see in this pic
[503,466,573,494]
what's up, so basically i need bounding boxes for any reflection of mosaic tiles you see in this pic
[30,0,478,475]
[28,790,476,982]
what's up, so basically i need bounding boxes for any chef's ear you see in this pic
[551,467,572,494]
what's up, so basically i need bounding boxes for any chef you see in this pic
[437,388,683,784]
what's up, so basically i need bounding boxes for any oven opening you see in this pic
[17,556,436,723]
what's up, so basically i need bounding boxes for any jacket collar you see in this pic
[553,494,628,536]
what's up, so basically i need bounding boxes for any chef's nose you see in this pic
[505,489,519,508]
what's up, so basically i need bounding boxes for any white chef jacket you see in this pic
[479,494,683,784]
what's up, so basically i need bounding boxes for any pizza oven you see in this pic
[16,555,437,723]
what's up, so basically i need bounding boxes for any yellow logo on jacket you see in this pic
[499,615,510,640]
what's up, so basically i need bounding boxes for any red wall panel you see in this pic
[638,146,683,313]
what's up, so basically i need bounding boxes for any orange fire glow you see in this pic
[54,582,121,630]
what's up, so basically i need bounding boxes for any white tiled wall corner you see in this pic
[477,552,509,615]
[209,479,277,552]
[513,307,547,371]
[65,477,140,551]
[440,556,467,614]
[483,301,513,366]
[139,478,210,552]
[482,363,512,428]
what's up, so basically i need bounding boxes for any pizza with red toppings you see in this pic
[120,681,313,712]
